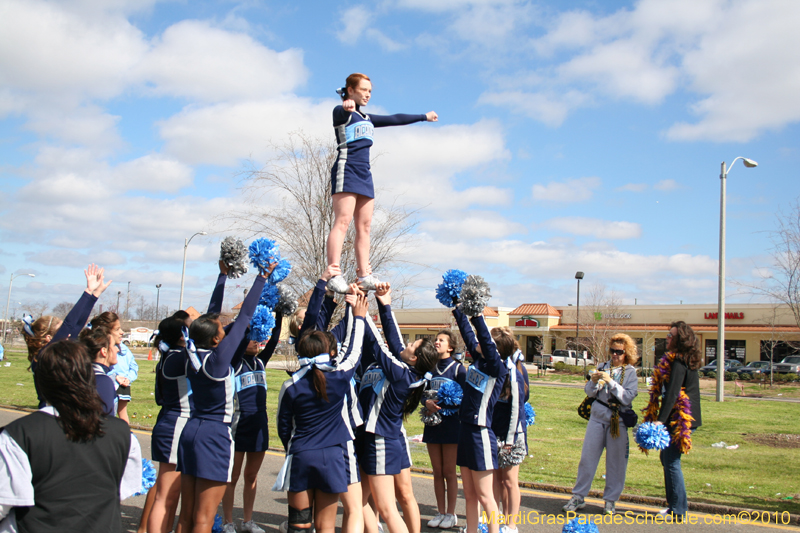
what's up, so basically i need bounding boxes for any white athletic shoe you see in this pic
[500,526,517,533]
[438,514,458,529]
[241,520,265,533]
[427,513,445,528]
[326,275,350,294]
[561,494,585,513]
[357,274,381,291]
[222,523,236,533]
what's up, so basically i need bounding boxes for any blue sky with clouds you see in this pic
[1,0,799,315]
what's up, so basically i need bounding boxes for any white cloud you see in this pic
[337,6,373,42]
[654,179,679,191]
[25,249,127,268]
[478,90,589,127]
[532,177,601,202]
[139,20,308,103]
[420,212,526,239]
[617,183,647,192]
[113,155,194,193]
[544,217,642,239]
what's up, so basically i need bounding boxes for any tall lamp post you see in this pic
[4,273,35,344]
[155,284,162,327]
[179,232,208,311]
[575,271,584,361]
[116,291,122,314]
[717,157,758,402]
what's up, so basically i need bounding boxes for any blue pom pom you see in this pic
[250,305,276,342]
[249,238,281,271]
[634,422,671,450]
[562,517,599,533]
[478,523,488,533]
[437,380,463,407]
[435,269,468,308]
[133,458,157,496]
[259,282,280,308]
[212,514,224,533]
[269,258,292,284]
[525,402,535,428]
[439,408,459,417]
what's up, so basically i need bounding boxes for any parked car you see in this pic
[772,356,800,374]
[537,349,594,369]
[700,359,743,375]
[736,361,772,376]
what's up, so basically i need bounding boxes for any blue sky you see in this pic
[1,0,799,315]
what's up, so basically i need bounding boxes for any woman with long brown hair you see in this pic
[0,339,141,532]
[642,321,703,521]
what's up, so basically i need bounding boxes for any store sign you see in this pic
[593,312,632,321]
[514,316,539,327]
[704,312,744,319]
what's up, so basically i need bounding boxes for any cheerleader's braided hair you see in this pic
[402,339,440,419]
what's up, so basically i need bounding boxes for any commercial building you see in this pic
[392,303,800,367]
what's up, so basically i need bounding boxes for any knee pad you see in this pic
[288,505,313,530]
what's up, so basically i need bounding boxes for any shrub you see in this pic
[725,372,738,382]
[739,373,752,381]
[706,371,716,380]
[553,362,567,371]
[637,368,653,378]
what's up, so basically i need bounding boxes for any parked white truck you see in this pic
[536,349,595,369]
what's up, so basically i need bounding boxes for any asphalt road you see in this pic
[1,408,797,533]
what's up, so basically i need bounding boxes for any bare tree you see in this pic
[575,283,625,363]
[222,131,419,304]
[51,301,74,319]
[22,300,49,318]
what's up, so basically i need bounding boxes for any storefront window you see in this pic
[705,339,745,363]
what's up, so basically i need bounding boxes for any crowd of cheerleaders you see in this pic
[12,259,534,533]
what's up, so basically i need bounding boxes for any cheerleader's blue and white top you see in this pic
[92,362,117,417]
[358,300,423,439]
[232,313,282,415]
[492,365,526,445]
[331,105,427,198]
[452,308,507,429]
[32,291,98,407]
[277,314,366,453]
[186,276,265,424]
[108,344,138,391]
[154,348,192,416]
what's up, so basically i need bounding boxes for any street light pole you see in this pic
[575,271,584,363]
[116,291,121,314]
[125,281,131,321]
[717,157,758,402]
[3,273,35,344]
[179,231,208,311]
[155,284,162,327]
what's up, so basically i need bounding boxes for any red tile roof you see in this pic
[550,324,800,333]
[509,303,561,317]
[185,306,201,320]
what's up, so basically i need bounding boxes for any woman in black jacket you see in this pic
[642,320,703,521]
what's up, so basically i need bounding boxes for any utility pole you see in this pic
[125,281,131,321]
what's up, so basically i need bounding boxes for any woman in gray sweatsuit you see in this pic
[562,333,639,516]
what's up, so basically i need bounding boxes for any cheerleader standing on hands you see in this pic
[325,73,437,293]
[452,308,507,533]
[421,330,466,530]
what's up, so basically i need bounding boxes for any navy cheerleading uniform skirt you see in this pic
[423,413,461,445]
[231,410,269,453]
[151,410,189,464]
[456,423,498,472]
[359,432,411,476]
[287,444,352,493]
[330,160,374,199]
[177,418,235,482]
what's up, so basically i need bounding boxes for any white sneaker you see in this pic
[326,275,350,294]
[561,494,585,513]
[438,514,457,529]
[241,520,265,533]
[279,521,288,533]
[222,523,236,533]
[357,274,381,291]
[427,513,445,528]
[376,523,384,533]
[500,527,517,533]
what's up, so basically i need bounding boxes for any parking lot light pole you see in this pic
[717,157,758,402]
[179,232,208,311]
[3,273,35,344]
[155,284,162,327]
[575,271,584,364]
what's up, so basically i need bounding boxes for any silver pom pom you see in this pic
[458,274,491,317]
[275,285,298,316]
[420,407,442,427]
[220,237,249,279]
[497,438,527,468]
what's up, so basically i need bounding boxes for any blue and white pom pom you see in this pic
[133,458,157,496]
[525,402,535,428]
[249,305,276,342]
[437,380,463,407]
[435,269,468,307]
[275,284,298,316]
[211,514,224,533]
[634,422,671,450]
[249,238,281,271]
[269,258,292,284]
[478,523,488,533]
[259,281,280,308]
[458,274,491,317]
[562,517,599,533]
[220,236,249,279]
